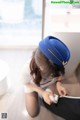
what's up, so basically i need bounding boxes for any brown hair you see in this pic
[30,48,65,86]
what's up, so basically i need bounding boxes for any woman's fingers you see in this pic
[42,90,55,105]
[46,98,53,105]
[59,88,67,96]
[45,94,54,105]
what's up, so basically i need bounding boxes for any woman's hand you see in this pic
[42,90,54,105]
[56,82,68,96]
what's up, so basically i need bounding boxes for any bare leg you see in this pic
[24,92,40,118]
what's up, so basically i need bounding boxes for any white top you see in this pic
[21,59,57,93]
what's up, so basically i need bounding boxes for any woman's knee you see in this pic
[27,108,40,118]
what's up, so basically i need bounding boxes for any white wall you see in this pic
[51,32,80,77]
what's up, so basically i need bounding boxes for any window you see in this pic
[0,0,42,47]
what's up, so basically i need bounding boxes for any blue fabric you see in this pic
[39,36,70,66]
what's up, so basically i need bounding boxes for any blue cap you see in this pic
[39,36,70,66]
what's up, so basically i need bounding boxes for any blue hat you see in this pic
[39,36,70,66]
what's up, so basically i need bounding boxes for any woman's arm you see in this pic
[25,83,44,95]
[25,83,54,105]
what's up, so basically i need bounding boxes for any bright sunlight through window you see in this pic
[0,0,42,47]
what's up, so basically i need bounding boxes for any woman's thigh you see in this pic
[24,92,40,117]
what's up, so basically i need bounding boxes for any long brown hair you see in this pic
[29,49,42,85]
[30,48,65,86]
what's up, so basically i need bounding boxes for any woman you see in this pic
[22,36,70,118]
